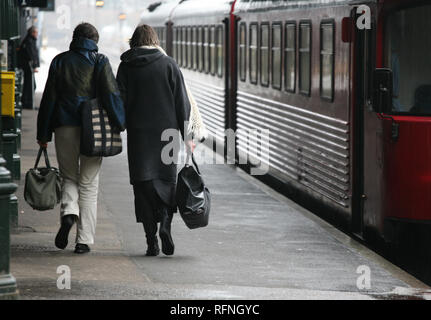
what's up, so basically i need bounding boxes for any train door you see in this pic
[359,1,431,241]
[351,6,380,239]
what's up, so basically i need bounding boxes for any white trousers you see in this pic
[54,126,102,245]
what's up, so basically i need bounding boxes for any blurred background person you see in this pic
[19,26,40,110]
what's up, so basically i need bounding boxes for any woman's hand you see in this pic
[38,141,48,149]
[186,140,196,153]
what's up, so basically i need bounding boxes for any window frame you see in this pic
[192,26,198,71]
[210,25,216,76]
[271,22,282,90]
[172,27,177,61]
[203,26,210,74]
[299,20,312,96]
[239,22,247,82]
[260,22,270,87]
[176,27,182,65]
[216,25,224,78]
[178,27,183,67]
[182,27,187,68]
[198,26,203,72]
[249,22,259,85]
[187,26,192,69]
[320,20,335,102]
[284,21,297,93]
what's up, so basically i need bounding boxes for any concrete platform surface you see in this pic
[9,110,431,300]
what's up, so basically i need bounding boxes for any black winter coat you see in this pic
[116,47,191,184]
[19,35,40,69]
[37,37,125,142]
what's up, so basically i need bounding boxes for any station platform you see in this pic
[9,109,431,300]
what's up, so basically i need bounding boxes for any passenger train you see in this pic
[140,0,431,248]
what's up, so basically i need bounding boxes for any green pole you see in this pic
[0,13,19,300]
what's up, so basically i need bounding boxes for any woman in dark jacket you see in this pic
[37,23,125,254]
[117,25,193,256]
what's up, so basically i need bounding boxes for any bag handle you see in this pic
[34,147,51,169]
[186,152,201,175]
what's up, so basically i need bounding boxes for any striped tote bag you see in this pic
[80,98,123,157]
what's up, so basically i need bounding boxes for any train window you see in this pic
[239,23,247,82]
[176,28,181,65]
[385,5,431,115]
[173,28,177,63]
[249,23,258,84]
[198,27,203,72]
[216,25,224,78]
[187,27,192,69]
[204,26,210,74]
[182,27,187,68]
[192,27,198,70]
[210,26,216,75]
[320,21,334,101]
[271,23,282,90]
[158,28,165,50]
[173,28,177,61]
[284,23,296,92]
[299,22,311,96]
[176,28,180,66]
[260,24,270,87]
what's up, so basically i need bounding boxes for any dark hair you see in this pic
[27,26,37,36]
[129,24,159,48]
[73,23,99,43]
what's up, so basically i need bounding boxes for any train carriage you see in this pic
[234,0,354,226]
[141,0,431,246]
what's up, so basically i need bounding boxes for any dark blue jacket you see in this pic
[37,37,125,142]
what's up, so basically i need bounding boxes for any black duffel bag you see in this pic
[24,147,62,211]
[176,153,211,229]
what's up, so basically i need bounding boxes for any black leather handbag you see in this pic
[80,54,122,157]
[176,153,211,229]
[24,147,62,211]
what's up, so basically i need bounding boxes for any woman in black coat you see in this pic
[116,25,193,256]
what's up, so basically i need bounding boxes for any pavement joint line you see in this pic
[232,163,430,291]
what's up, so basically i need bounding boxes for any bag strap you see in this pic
[186,152,201,175]
[34,147,51,169]
[92,52,101,99]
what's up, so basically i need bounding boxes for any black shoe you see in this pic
[74,243,91,254]
[55,215,76,250]
[159,210,174,256]
[146,238,160,257]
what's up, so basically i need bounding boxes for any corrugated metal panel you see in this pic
[237,90,351,207]
[0,0,20,39]
[186,78,226,144]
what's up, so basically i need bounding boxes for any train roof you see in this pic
[234,0,377,13]
[140,0,180,26]
[171,0,234,22]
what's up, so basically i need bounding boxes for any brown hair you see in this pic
[129,24,160,48]
[73,23,99,43]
